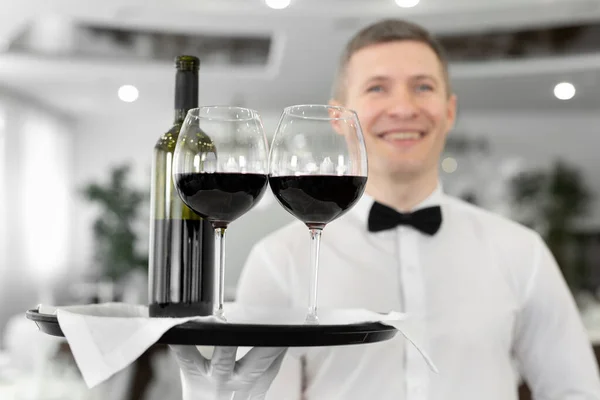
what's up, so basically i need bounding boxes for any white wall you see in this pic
[71,109,600,295]
[0,90,74,342]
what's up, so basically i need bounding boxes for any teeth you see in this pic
[385,132,421,140]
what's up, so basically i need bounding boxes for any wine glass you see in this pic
[173,106,269,320]
[268,104,368,324]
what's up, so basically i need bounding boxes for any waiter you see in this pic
[233,18,600,399]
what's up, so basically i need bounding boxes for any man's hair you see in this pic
[331,19,451,101]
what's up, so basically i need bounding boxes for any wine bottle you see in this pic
[148,55,215,317]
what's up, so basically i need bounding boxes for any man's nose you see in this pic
[385,88,419,119]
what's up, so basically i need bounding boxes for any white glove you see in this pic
[169,345,287,400]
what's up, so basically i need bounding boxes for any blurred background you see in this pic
[1,0,600,398]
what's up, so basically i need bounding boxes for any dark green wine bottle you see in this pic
[148,55,215,317]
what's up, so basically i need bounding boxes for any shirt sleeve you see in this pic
[236,239,304,400]
[514,234,600,399]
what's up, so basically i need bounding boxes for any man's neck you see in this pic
[366,171,439,212]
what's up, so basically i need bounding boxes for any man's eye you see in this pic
[367,85,384,93]
[416,84,434,92]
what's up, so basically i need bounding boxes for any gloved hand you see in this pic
[169,345,287,400]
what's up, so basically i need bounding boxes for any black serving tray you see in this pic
[26,309,397,347]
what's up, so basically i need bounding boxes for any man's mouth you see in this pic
[379,131,426,143]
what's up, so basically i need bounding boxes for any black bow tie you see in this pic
[368,202,442,235]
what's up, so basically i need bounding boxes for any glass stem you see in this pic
[306,227,323,324]
[214,227,227,320]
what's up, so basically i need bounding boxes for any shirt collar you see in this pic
[350,182,445,229]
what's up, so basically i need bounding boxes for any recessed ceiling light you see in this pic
[395,0,420,8]
[553,82,575,100]
[265,0,291,10]
[118,85,139,102]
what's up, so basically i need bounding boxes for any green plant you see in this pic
[510,159,592,291]
[82,164,148,281]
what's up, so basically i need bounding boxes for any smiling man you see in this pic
[235,19,600,399]
[330,35,455,213]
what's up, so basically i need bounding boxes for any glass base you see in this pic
[214,307,227,322]
[304,313,319,325]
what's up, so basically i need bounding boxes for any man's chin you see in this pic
[372,161,428,181]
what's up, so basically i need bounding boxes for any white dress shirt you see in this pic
[236,186,600,400]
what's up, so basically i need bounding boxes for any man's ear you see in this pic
[329,98,342,108]
[328,98,346,135]
[446,93,458,131]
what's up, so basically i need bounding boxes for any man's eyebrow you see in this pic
[411,74,439,83]
[362,75,391,84]
[363,74,440,83]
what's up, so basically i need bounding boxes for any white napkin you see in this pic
[36,302,436,388]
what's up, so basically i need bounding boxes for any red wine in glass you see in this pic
[269,175,366,229]
[175,172,268,228]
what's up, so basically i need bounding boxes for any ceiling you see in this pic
[0,0,600,117]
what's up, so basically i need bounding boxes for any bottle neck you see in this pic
[173,69,199,124]
[173,109,188,124]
